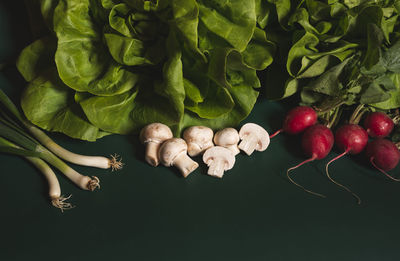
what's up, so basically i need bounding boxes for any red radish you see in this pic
[270,106,317,138]
[286,124,334,197]
[334,124,368,154]
[366,139,400,181]
[363,112,394,138]
[325,124,369,204]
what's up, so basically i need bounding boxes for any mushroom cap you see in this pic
[183,126,214,144]
[239,123,270,151]
[140,123,173,144]
[213,128,240,146]
[158,138,188,166]
[203,146,235,170]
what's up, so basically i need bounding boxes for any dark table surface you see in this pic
[1,2,400,261]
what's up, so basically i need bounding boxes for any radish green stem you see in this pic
[25,124,123,170]
[315,100,345,114]
[26,156,74,212]
[325,150,361,204]
[286,155,326,198]
[37,145,100,191]
[349,104,366,125]
[392,115,400,125]
[370,157,400,182]
[327,107,342,129]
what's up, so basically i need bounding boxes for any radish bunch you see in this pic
[363,112,400,180]
[275,106,334,197]
[280,105,400,204]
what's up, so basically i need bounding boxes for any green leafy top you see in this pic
[17,0,275,140]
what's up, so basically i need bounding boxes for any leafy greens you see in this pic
[262,0,400,112]
[17,0,275,141]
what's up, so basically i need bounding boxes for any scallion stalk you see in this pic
[0,137,73,211]
[26,124,123,171]
[0,89,123,170]
[36,144,101,191]
[26,156,74,212]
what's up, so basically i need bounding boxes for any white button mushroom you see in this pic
[140,123,173,167]
[203,146,235,178]
[213,128,240,155]
[158,138,199,178]
[238,123,270,155]
[183,126,214,157]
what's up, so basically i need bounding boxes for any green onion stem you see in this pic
[0,122,37,151]
[25,157,74,212]
[0,137,73,211]
[37,145,100,191]
[25,123,123,171]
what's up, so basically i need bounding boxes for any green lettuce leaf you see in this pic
[21,69,109,141]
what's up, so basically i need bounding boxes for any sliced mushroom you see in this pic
[238,123,270,155]
[213,128,240,155]
[140,123,173,167]
[203,146,235,178]
[158,138,199,177]
[183,126,214,157]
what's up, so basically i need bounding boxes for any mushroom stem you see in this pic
[188,141,214,157]
[173,153,199,178]
[187,143,202,157]
[145,142,161,167]
[226,144,240,155]
[207,158,226,178]
[238,135,258,155]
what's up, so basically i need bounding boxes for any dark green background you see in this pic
[1,2,400,261]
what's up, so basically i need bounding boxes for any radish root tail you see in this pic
[286,156,326,198]
[325,151,361,205]
[51,195,74,212]
[269,129,282,139]
[370,158,400,182]
[109,154,124,171]
[87,176,100,191]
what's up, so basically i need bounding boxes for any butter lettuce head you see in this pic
[17,0,275,140]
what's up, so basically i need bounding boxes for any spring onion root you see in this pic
[26,124,123,170]
[51,195,74,211]
[109,154,124,171]
[26,156,74,212]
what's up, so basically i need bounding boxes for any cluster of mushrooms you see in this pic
[140,123,270,178]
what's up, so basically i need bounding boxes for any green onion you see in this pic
[0,137,73,211]
[0,89,123,170]
[0,88,121,210]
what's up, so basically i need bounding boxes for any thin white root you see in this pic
[109,154,124,171]
[87,176,101,191]
[51,195,74,212]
